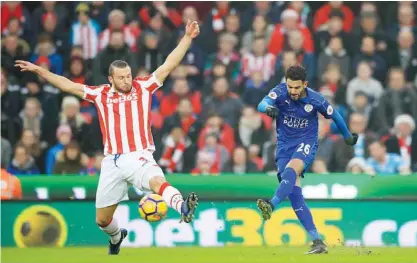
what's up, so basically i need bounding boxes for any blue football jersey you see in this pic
[267,83,334,146]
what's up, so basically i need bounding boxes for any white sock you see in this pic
[100,218,121,244]
[161,186,184,215]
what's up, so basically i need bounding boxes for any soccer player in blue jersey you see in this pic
[257,65,358,254]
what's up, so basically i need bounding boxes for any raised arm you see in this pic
[15,60,85,98]
[153,20,200,85]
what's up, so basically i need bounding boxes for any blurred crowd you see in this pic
[1,1,417,181]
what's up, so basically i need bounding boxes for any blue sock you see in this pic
[270,168,297,209]
[289,186,320,241]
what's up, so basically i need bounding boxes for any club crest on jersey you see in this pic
[268,92,277,99]
[304,104,313,113]
[107,93,138,104]
[327,105,334,115]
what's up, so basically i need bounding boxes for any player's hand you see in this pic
[265,106,279,119]
[185,20,200,39]
[15,60,39,72]
[345,133,359,146]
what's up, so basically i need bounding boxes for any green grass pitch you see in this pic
[2,247,417,263]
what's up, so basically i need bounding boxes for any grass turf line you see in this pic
[2,247,417,263]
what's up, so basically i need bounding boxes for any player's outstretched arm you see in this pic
[15,60,85,98]
[258,96,279,118]
[330,110,358,146]
[153,20,200,85]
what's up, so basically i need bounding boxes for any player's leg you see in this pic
[95,154,129,254]
[148,175,198,223]
[125,152,198,223]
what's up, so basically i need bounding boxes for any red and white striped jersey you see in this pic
[83,74,162,155]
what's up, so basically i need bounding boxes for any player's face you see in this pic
[286,78,307,100]
[109,67,133,93]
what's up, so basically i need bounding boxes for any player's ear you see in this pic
[304,81,308,88]
[108,75,113,85]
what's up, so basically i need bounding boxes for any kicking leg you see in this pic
[257,158,303,220]
[288,186,327,254]
[149,175,198,223]
[96,205,128,255]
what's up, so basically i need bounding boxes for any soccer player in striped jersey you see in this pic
[15,20,200,255]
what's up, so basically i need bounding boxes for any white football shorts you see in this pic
[95,150,165,208]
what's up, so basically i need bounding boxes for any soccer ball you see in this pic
[138,194,168,222]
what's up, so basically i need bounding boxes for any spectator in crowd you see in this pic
[93,30,137,85]
[161,98,202,172]
[241,37,276,82]
[89,1,110,30]
[45,124,72,175]
[99,9,136,52]
[2,16,32,47]
[1,1,31,35]
[159,126,187,173]
[1,168,22,200]
[331,113,377,172]
[248,144,264,171]
[200,2,237,53]
[318,36,350,82]
[384,114,417,172]
[345,157,370,174]
[137,31,166,73]
[241,15,274,55]
[41,10,68,56]
[204,32,241,85]
[18,98,45,140]
[376,68,417,135]
[352,10,387,57]
[7,144,40,175]
[139,2,181,32]
[288,1,314,31]
[272,51,298,85]
[348,91,378,131]
[70,3,101,62]
[198,113,235,155]
[346,61,383,108]
[352,36,387,82]
[268,9,314,56]
[1,34,30,81]
[1,137,12,169]
[53,141,88,175]
[319,64,348,105]
[224,146,259,174]
[17,129,43,171]
[240,1,283,32]
[202,62,231,96]
[30,33,63,75]
[31,1,68,37]
[366,140,411,176]
[390,29,417,82]
[286,29,316,87]
[191,151,218,176]
[388,4,417,40]
[82,151,105,176]
[59,96,92,155]
[311,117,335,174]
[242,71,268,108]
[197,132,230,173]
[1,69,22,144]
[159,78,202,117]
[236,106,268,149]
[314,9,351,56]
[201,77,244,128]
[313,1,354,32]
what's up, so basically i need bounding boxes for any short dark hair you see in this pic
[109,60,129,75]
[285,65,307,82]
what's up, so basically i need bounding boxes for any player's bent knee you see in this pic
[149,176,167,193]
[95,215,112,227]
[286,159,305,175]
